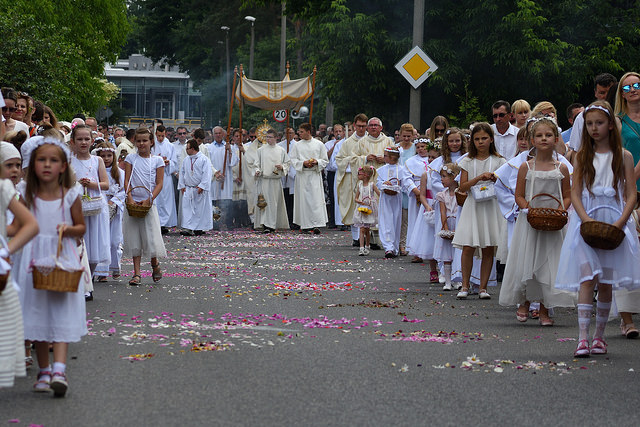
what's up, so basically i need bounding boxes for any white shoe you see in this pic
[363,247,370,255]
[358,247,365,256]
[454,283,462,290]
[442,283,452,291]
[439,274,445,284]
[456,290,468,299]
[479,289,491,299]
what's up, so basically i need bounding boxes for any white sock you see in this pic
[39,365,51,374]
[594,301,611,340]
[52,362,66,374]
[577,303,592,341]
[444,265,452,286]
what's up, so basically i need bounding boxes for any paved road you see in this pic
[1,228,639,426]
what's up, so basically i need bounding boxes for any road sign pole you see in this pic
[409,0,425,131]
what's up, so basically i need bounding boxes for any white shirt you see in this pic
[491,123,519,160]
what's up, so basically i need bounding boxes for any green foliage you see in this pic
[0,0,129,119]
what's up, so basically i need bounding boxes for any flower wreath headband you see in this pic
[584,104,611,117]
[21,136,72,168]
[91,146,116,156]
[442,165,456,175]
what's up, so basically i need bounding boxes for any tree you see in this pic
[0,0,129,119]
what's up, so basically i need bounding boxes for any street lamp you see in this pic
[244,16,256,79]
[221,26,230,109]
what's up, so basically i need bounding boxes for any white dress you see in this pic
[452,155,507,255]
[433,189,457,262]
[19,185,87,342]
[377,164,404,253]
[151,139,178,227]
[95,166,125,276]
[352,181,378,228]
[556,152,640,290]
[0,179,26,387]
[404,155,430,252]
[178,152,213,232]
[499,163,576,307]
[71,155,110,265]
[123,154,167,259]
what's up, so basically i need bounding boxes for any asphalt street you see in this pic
[1,228,640,427]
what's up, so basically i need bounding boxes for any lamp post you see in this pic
[244,16,256,79]
[221,26,230,109]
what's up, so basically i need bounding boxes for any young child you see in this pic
[19,136,87,396]
[178,139,213,236]
[377,147,407,258]
[69,125,110,297]
[93,143,125,281]
[0,155,39,388]
[252,129,290,232]
[452,123,506,299]
[499,118,576,325]
[435,163,460,290]
[404,137,431,264]
[124,128,167,286]
[556,101,640,356]
[353,165,379,255]
[428,127,468,195]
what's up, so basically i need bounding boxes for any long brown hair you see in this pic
[576,100,624,196]
[468,122,499,158]
[441,127,467,163]
[25,143,76,209]
[95,142,121,186]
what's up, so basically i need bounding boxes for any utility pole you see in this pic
[409,0,424,131]
[280,2,286,78]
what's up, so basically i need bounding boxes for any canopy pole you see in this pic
[286,109,290,152]
[238,65,245,182]
[308,65,317,124]
[222,66,239,190]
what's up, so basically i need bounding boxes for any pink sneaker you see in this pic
[429,271,439,283]
[574,339,590,357]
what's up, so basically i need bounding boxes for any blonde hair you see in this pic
[531,101,557,117]
[400,123,414,134]
[511,99,531,113]
[615,71,640,117]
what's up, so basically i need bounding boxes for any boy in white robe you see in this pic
[290,123,328,233]
[178,139,214,236]
[252,129,290,232]
[151,125,178,232]
[376,147,412,257]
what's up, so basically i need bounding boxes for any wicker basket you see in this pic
[455,190,467,206]
[526,193,568,231]
[125,186,152,218]
[0,257,10,294]
[81,188,102,217]
[32,229,82,292]
[580,205,625,250]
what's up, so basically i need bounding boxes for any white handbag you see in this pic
[470,157,497,202]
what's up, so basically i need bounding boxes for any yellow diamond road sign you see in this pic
[395,46,438,89]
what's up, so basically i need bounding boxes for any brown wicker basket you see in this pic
[32,229,83,292]
[126,186,153,218]
[0,257,10,294]
[580,221,625,250]
[455,190,467,206]
[526,193,568,231]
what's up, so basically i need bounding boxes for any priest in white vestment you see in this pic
[207,126,238,229]
[251,129,290,231]
[290,123,328,232]
[178,140,214,235]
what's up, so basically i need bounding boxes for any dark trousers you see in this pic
[326,170,336,227]
[283,188,297,229]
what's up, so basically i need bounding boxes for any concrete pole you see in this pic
[280,2,286,78]
[409,0,424,131]
[249,22,255,79]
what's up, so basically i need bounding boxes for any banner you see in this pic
[235,73,312,111]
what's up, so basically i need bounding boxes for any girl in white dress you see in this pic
[556,101,640,357]
[435,163,460,291]
[123,128,167,286]
[20,136,87,397]
[69,125,110,284]
[93,143,125,281]
[452,123,506,299]
[499,118,576,325]
[353,165,379,255]
[0,160,38,388]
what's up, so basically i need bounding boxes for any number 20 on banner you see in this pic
[273,110,288,123]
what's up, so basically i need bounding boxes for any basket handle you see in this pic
[56,227,64,259]
[127,186,153,204]
[586,205,622,217]
[526,193,564,209]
